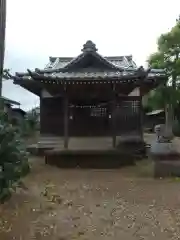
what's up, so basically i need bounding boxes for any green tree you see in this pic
[0,103,30,202]
[148,17,180,87]
[147,17,180,139]
[0,1,30,202]
[26,108,39,132]
[147,85,180,138]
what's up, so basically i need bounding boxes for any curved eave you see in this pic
[16,67,67,76]
[16,67,166,77]
[13,78,42,96]
[12,71,167,98]
[28,72,167,85]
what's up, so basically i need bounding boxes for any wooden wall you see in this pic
[40,96,142,136]
[40,97,64,135]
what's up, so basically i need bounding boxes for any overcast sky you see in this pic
[2,0,180,110]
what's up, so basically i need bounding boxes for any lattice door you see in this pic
[114,99,141,134]
[69,105,109,136]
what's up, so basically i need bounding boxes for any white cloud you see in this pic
[3,0,180,110]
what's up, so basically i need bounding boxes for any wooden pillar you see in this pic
[39,98,43,135]
[112,83,116,148]
[139,96,144,141]
[139,84,144,141]
[63,93,69,149]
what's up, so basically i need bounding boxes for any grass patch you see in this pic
[133,160,154,177]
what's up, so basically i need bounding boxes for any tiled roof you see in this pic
[46,55,137,70]
[23,69,165,81]
[15,41,166,83]
[45,41,137,70]
[106,56,137,68]
[12,41,167,97]
[44,71,130,79]
[46,57,71,69]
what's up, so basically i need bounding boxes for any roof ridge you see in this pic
[105,55,132,60]
[50,55,133,61]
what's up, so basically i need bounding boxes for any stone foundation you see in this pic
[154,160,180,178]
[44,149,137,169]
[150,141,178,156]
[149,141,180,177]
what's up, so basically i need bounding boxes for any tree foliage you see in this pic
[146,17,180,138]
[148,17,180,86]
[147,17,180,111]
[9,107,39,138]
[146,85,180,110]
[0,105,30,202]
[25,108,39,134]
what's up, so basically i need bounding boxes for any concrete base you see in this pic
[27,144,53,156]
[149,140,180,177]
[154,160,180,178]
[150,141,177,155]
[149,141,180,160]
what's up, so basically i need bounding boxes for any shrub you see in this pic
[0,109,30,203]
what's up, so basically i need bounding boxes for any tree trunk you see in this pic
[164,104,174,140]
[0,0,6,97]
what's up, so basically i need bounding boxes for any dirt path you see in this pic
[1,158,180,239]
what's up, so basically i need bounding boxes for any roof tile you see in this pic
[42,70,165,80]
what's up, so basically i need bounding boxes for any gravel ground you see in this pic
[1,157,180,240]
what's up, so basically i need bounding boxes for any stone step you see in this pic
[38,136,63,144]
[39,138,62,142]
[38,141,63,146]
[38,140,62,143]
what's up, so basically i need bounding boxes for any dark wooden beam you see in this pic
[139,78,144,141]
[112,83,116,148]
[63,87,69,149]
[139,97,144,140]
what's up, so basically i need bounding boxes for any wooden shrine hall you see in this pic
[13,40,166,151]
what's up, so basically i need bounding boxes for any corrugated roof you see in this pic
[146,109,164,115]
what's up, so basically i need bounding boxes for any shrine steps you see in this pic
[27,135,147,168]
[44,149,140,169]
[27,135,63,155]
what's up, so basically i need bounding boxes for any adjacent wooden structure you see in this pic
[1,96,25,123]
[13,41,167,149]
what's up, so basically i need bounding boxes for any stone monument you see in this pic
[150,124,180,177]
